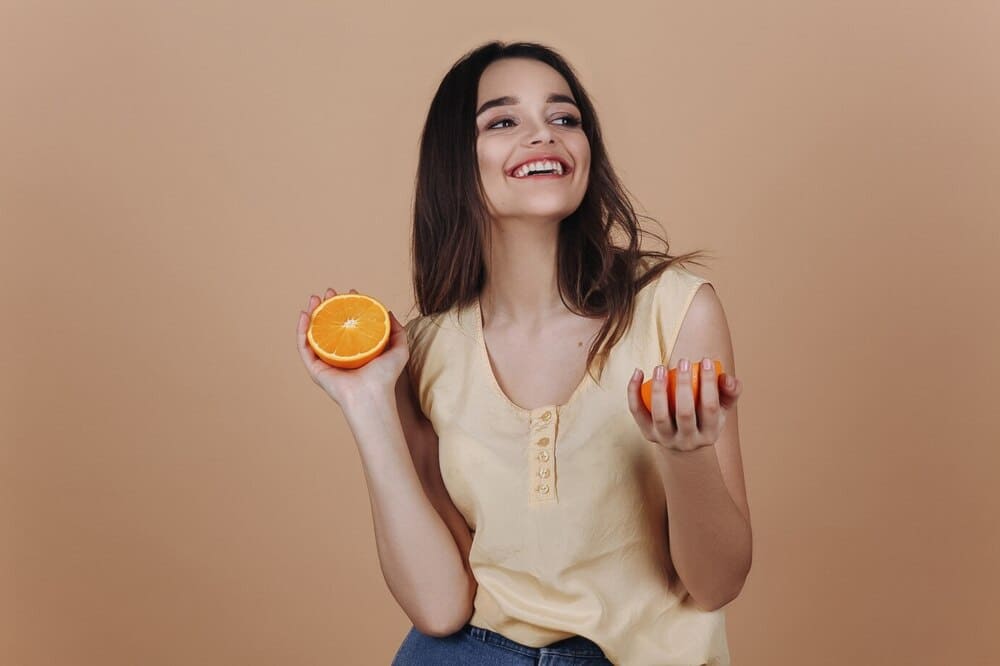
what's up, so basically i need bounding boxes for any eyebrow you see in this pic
[476,93,579,117]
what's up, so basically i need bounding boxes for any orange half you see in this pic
[306,293,390,369]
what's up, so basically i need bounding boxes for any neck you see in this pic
[479,221,565,330]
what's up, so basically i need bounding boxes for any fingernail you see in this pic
[702,358,712,370]
[679,359,689,372]
[632,368,641,381]
[654,365,665,380]
[726,376,734,389]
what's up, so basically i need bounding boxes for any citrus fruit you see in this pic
[640,359,725,414]
[306,293,391,368]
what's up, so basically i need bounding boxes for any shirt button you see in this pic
[537,451,550,462]
[537,484,550,494]
[538,468,550,478]
[541,411,552,421]
[536,437,550,447]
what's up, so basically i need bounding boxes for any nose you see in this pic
[524,117,556,145]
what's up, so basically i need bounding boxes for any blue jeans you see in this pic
[391,622,614,665]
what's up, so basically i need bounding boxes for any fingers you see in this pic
[297,316,319,376]
[718,372,742,410]
[695,357,721,435]
[629,359,734,451]
[297,293,317,339]
[307,293,322,315]
[297,293,322,372]
[627,368,652,433]
[650,365,676,437]
[673,360,697,436]
[721,373,741,393]
[386,310,400,334]
[324,288,357,298]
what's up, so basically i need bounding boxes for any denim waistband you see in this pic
[462,622,608,658]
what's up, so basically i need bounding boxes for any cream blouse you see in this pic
[403,259,730,665]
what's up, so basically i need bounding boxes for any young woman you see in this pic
[296,41,751,666]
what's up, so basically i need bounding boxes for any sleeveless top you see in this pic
[403,259,730,666]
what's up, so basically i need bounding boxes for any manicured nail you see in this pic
[702,358,712,370]
[655,365,665,380]
[632,368,641,381]
[679,359,689,372]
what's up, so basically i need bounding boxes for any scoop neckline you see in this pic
[471,296,597,417]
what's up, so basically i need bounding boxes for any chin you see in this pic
[511,208,579,222]
[485,191,585,221]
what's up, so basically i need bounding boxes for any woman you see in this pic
[296,41,751,666]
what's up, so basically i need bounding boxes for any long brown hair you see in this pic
[409,40,712,382]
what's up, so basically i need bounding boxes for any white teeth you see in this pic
[513,160,566,178]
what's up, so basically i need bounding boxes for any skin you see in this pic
[474,57,592,332]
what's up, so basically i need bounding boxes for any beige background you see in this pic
[3,1,999,664]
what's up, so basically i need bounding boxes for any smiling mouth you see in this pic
[509,167,571,180]
[507,159,573,178]
[511,172,567,181]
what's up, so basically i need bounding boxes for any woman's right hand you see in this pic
[296,287,409,408]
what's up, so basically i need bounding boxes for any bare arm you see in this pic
[341,369,476,636]
[295,290,475,635]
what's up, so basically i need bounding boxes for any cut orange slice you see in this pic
[306,293,391,369]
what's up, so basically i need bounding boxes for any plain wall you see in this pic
[3,1,999,664]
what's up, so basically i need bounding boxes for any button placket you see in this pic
[528,408,558,503]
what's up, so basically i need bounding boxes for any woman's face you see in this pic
[475,58,590,226]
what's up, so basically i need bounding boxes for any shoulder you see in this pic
[658,262,711,292]
[663,260,727,345]
[403,309,461,373]
[403,314,435,367]
[641,259,714,314]
[670,273,733,373]
[641,261,726,365]
[678,283,728,354]
[404,313,428,341]
[404,310,448,345]
[630,254,708,289]
[669,267,719,324]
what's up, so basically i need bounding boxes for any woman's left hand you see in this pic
[626,357,743,453]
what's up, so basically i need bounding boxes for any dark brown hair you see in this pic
[409,40,712,382]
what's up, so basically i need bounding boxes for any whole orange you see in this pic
[640,359,725,415]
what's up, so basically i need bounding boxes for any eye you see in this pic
[485,115,583,130]
[487,117,516,130]
[554,115,582,127]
